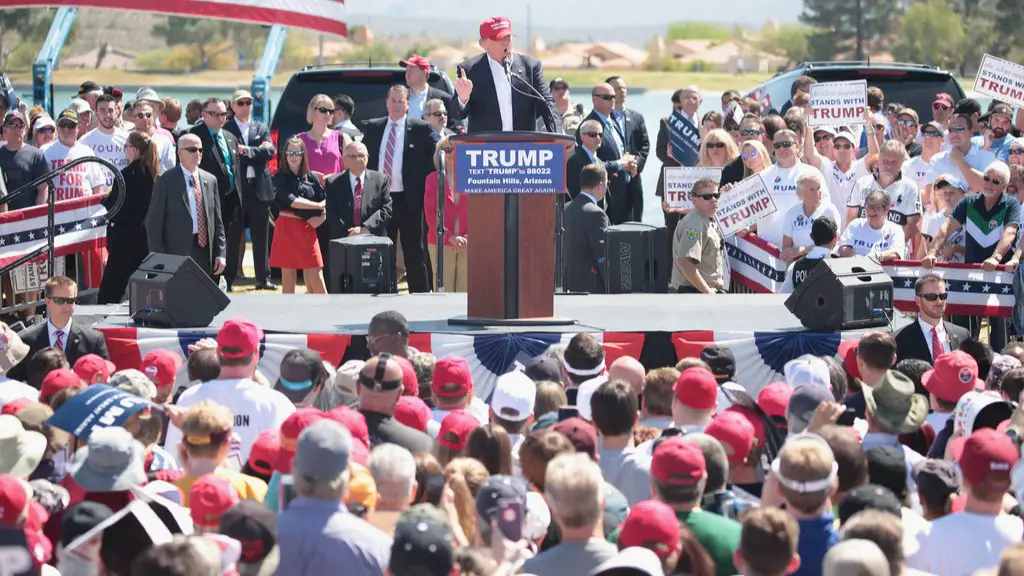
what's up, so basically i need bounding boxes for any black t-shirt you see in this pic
[0,144,48,210]
[360,410,433,453]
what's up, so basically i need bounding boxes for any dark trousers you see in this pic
[97,227,149,304]
[387,195,430,293]
[629,178,644,222]
[226,194,271,286]
[191,235,214,278]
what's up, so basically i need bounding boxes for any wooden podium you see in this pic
[448,131,575,326]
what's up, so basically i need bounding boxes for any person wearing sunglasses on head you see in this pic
[222,89,278,292]
[893,274,971,365]
[670,178,728,295]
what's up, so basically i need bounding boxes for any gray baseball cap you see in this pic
[293,419,351,484]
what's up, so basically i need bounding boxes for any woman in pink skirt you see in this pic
[270,136,327,294]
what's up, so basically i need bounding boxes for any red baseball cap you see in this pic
[922,351,982,404]
[275,408,324,474]
[394,355,418,397]
[432,356,473,398]
[247,429,280,477]
[651,437,706,485]
[400,54,431,73]
[439,410,478,451]
[708,409,757,462]
[479,16,512,41]
[217,318,263,359]
[190,474,239,528]
[673,367,718,410]
[73,354,114,383]
[838,339,861,381]
[0,399,33,417]
[757,381,793,419]
[141,349,183,389]
[40,368,82,404]
[933,93,954,107]
[957,428,1019,485]
[551,417,597,459]
[395,396,430,433]
[618,500,681,558]
[0,474,29,526]
[325,405,370,447]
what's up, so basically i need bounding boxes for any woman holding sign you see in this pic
[780,166,842,261]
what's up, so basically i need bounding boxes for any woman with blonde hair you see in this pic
[697,128,738,168]
[443,457,489,545]
[271,136,327,294]
[99,131,161,303]
[298,94,350,177]
[424,137,469,291]
[740,140,772,178]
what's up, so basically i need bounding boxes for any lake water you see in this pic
[42,84,726,225]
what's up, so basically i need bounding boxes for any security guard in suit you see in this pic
[562,163,611,293]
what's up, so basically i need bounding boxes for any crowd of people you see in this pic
[0,272,1023,575]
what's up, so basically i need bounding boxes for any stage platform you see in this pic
[76,293,912,401]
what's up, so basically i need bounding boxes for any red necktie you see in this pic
[382,123,398,185]
[353,177,363,226]
[54,329,64,351]
[931,326,944,360]
[191,175,208,248]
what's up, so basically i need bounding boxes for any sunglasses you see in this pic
[922,130,942,138]
[814,133,833,142]
[949,126,968,133]
[773,141,796,149]
[49,296,77,305]
[58,123,77,130]
[872,124,887,131]
[236,99,253,106]
[740,129,763,137]
[135,112,153,119]
[204,110,228,118]
[984,175,1003,185]
[285,150,304,157]
[695,193,721,200]
[1010,149,1024,156]
[741,149,759,160]
[37,127,55,134]
[834,143,853,150]
[919,292,948,301]
[706,142,726,149]
[583,131,603,138]
[316,107,335,114]
[896,119,917,127]
[865,203,887,212]
[429,111,447,117]
[932,103,951,111]
[4,122,24,129]
[182,146,203,153]
[594,94,616,101]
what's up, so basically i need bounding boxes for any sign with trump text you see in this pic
[48,384,156,440]
[975,54,1024,110]
[808,80,868,127]
[454,142,566,194]
[663,167,723,210]
[716,174,777,237]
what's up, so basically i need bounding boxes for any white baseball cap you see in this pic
[491,370,537,422]
[784,355,832,391]
[575,376,608,422]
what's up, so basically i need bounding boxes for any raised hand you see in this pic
[455,66,473,102]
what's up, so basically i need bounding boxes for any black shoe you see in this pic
[255,282,279,291]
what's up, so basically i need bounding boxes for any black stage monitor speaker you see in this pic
[329,236,397,294]
[604,223,670,294]
[129,253,230,328]
[784,255,893,331]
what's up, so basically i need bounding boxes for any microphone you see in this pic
[503,54,513,81]
[504,54,557,132]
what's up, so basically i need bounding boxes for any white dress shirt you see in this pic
[486,56,514,131]
[377,117,406,193]
[182,167,201,234]
[48,318,72,349]
[918,317,951,359]
[234,118,250,145]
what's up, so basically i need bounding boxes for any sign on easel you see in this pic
[10,258,65,293]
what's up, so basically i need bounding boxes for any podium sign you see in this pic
[451,132,574,323]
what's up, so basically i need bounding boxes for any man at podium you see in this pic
[449,17,561,134]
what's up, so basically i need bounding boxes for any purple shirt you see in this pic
[299,130,343,176]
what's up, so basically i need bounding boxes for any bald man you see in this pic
[357,353,431,453]
[146,132,226,277]
[608,356,646,398]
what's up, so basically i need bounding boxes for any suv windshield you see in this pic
[270,68,453,142]
[806,69,965,124]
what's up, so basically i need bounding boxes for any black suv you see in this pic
[746,61,968,123]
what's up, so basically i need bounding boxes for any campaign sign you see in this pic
[663,167,722,210]
[808,80,868,127]
[975,54,1024,110]
[716,174,777,237]
[454,142,566,194]
[48,384,155,440]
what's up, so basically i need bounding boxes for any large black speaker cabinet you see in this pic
[129,253,230,328]
[328,236,397,294]
[784,256,893,331]
[604,223,671,294]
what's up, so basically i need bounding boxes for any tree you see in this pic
[801,0,901,60]
[0,9,62,68]
[152,17,234,70]
[992,0,1024,59]
[892,0,966,69]
[758,24,812,68]
[665,21,732,41]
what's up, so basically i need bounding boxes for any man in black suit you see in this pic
[146,133,227,278]
[325,141,393,240]
[566,119,630,204]
[607,76,650,222]
[188,98,240,282]
[6,276,109,383]
[562,164,610,293]
[575,83,637,225]
[402,54,457,132]
[448,16,561,134]
[894,274,971,364]
[362,85,439,293]
[223,90,277,291]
